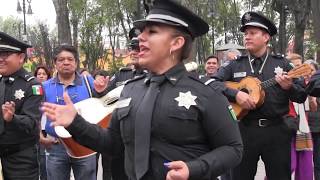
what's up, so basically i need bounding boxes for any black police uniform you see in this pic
[215,53,307,180]
[107,67,146,92]
[214,11,307,180]
[0,69,42,180]
[66,63,243,180]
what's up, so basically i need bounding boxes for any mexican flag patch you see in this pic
[228,105,238,121]
[32,85,43,95]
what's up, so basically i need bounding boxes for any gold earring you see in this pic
[169,49,175,61]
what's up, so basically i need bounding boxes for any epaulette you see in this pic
[195,75,226,93]
[23,74,35,82]
[125,73,146,85]
[272,53,285,59]
[119,67,132,71]
[235,55,247,61]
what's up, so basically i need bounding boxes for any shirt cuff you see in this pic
[186,160,206,179]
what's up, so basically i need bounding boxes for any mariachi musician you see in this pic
[213,12,307,180]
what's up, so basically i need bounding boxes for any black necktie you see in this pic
[0,77,6,134]
[254,58,262,74]
[134,75,165,179]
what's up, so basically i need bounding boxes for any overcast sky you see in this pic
[0,0,56,30]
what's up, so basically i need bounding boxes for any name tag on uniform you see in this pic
[233,72,246,78]
[116,98,132,109]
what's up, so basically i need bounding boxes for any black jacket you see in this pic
[0,68,43,145]
[214,53,307,120]
[67,63,243,180]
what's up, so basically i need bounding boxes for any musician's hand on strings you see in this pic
[236,91,256,110]
[41,92,77,127]
[94,76,109,93]
[275,74,293,90]
[2,101,15,122]
[165,161,189,180]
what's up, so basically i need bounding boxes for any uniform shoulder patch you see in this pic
[32,85,44,95]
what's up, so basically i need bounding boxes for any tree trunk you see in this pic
[116,0,129,41]
[278,4,287,54]
[311,0,320,62]
[52,0,72,45]
[71,16,79,48]
[39,24,53,69]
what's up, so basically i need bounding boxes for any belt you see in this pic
[242,118,282,128]
[0,140,36,157]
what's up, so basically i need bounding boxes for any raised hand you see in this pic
[2,101,15,122]
[94,76,109,93]
[41,92,77,127]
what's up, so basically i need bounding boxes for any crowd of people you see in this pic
[1,0,320,180]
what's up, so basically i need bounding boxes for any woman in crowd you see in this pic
[34,65,55,180]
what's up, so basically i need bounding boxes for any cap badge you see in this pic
[244,13,252,22]
[174,91,197,110]
[14,89,25,100]
[274,66,284,75]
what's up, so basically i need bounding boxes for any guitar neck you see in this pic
[261,78,278,89]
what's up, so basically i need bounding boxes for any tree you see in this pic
[52,0,72,45]
[287,0,311,56]
[311,0,320,61]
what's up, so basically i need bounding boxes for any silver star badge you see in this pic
[14,89,25,100]
[244,13,251,22]
[174,91,197,110]
[274,66,283,75]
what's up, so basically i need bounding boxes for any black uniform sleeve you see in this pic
[11,82,43,135]
[306,70,320,97]
[213,63,239,102]
[186,91,243,179]
[66,111,123,156]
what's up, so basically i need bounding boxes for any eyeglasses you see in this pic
[0,52,16,60]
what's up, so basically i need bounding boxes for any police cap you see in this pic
[240,11,277,36]
[0,31,32,52]
[134,0,209,38]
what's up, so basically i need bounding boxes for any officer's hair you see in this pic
[53,44,79,62]
[172,27,193,61]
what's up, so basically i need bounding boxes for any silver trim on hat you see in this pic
[244,22,268,31]
[147,14,189,27]
[0,44,21,51]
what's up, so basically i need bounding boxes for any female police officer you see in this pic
[42,0,243,179]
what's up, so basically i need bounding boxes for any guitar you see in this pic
[54,85,124,158]
[225,64,312,120]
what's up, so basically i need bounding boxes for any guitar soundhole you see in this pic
[240,88,249,94]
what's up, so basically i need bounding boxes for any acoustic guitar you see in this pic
[54,85,124,158]
[225,64,312,120]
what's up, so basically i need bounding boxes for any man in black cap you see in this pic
[0,32,43,179]
[214,12,307,180]
[106,27,146,91]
